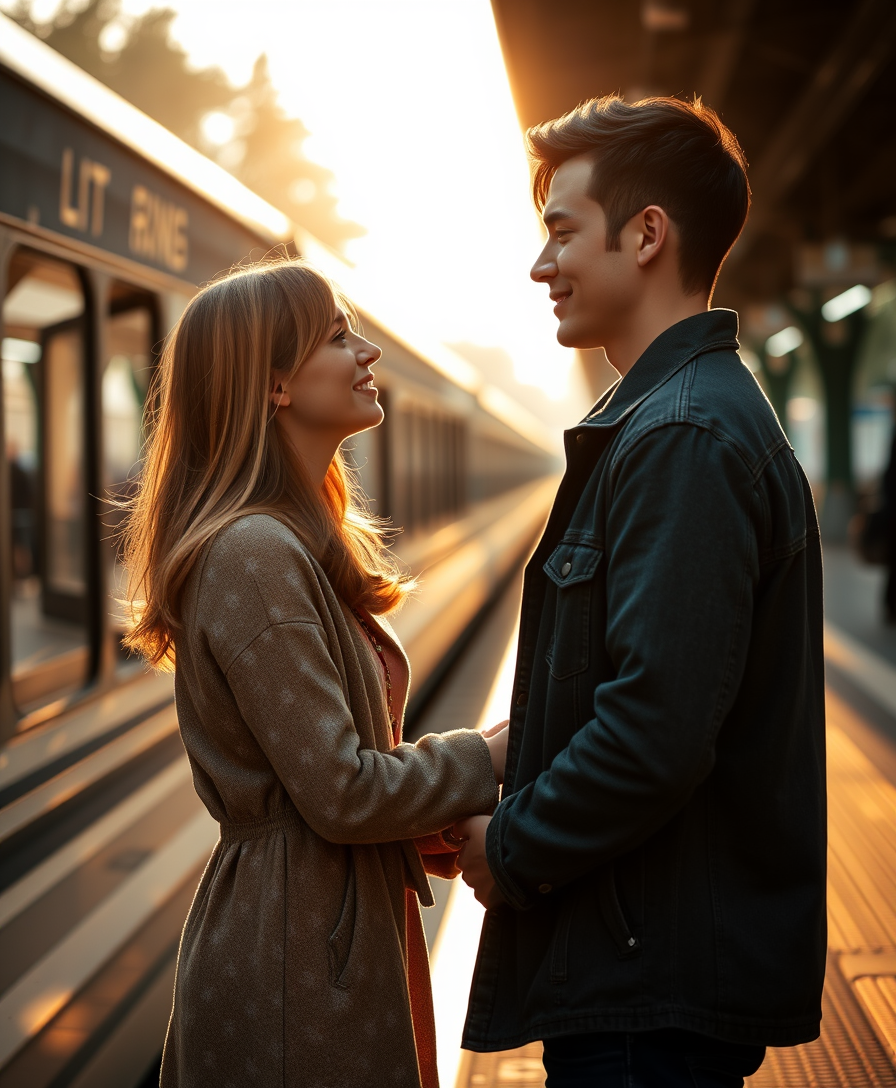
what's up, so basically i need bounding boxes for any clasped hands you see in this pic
[452,719,509,910]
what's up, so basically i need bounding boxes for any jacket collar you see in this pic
[575,309,740,430]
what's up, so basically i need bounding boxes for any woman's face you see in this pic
[273,310,384,463]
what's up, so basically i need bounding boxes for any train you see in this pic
[0,14,558,1087]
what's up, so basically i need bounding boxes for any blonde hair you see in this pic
[122,258,410,669]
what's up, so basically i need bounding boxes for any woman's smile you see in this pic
[353,372,377,395]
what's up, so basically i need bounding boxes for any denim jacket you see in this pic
[463,310,826,1051]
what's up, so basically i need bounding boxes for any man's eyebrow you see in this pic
[543,207,575,227]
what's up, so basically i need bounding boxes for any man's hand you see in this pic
[481,719,509,784]
[453,815,506,909]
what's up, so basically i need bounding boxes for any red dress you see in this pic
[358,611,460,1088]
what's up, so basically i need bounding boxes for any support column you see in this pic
[789,289,868,540]
[757,344,796,429]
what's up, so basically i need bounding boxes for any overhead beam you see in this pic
[695,0,758,113]
[843,141,896,214]
[733,0,896,258]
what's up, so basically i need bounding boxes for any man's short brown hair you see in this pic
[527,95,750,297]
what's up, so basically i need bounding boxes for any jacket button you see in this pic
[515,691,528,708]
[576,433,585,444]
[538,883,552,894]
[560,561,572,577]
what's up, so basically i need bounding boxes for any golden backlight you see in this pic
[105,0,585,410]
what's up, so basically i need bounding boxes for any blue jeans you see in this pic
[542,1029,766,1087]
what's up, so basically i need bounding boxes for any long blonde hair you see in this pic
[122,258,410,669]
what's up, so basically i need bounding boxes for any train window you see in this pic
[386,403,467,538]
[102,284,155,666]
[3,250,90,709]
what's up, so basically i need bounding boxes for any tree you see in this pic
[8,0,363,251]
[7,0,109,76]
[218,56,364,249]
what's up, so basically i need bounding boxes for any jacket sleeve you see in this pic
[487,424,761,909]
[199,520,498,844]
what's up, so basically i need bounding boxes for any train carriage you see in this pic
[0,14,556,1086]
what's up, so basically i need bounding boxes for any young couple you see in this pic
[125,95,826,1088]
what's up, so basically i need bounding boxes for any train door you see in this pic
[3,248,91,712]
[2,245,164,726]
[101,281,158,671]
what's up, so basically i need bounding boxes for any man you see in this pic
[455,95,826,1087]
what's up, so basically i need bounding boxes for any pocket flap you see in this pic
[544,542,604,587]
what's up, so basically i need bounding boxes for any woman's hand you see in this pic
[482,719,509,784]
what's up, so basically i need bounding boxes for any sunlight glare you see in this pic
[114,0,581,407]
[10,0,588,410]
[200,110,236,146]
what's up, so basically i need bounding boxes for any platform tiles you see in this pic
[435,661,896,1086]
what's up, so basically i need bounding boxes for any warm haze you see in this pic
[10,0,590,423]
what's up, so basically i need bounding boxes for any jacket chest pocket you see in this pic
[543,541,604,680]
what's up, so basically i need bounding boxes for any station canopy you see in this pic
[489,0,896,321]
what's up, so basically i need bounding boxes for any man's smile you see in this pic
[551,290,571,313]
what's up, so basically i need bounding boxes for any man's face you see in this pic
[530,154,635,350]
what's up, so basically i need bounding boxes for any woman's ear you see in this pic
[269,373,291,411]
[636,205,671,268]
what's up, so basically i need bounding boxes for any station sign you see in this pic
[0,68,274,285]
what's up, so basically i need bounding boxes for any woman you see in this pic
[122,259,506,1087]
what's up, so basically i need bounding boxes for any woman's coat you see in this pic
[160,514,498,1088]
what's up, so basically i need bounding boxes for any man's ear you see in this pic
[636,205,671,268]
[269,372,291,411]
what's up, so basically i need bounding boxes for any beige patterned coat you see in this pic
[159,515,498,1088]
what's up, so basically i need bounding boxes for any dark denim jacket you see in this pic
[463,310,826,1052]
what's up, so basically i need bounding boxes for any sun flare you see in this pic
[95,0,587,414]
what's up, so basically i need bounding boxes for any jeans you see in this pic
[542,1029,766,1088]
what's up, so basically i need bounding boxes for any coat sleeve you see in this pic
[415,832,463,879]
[198,518,498,844]
[486,424,761,909]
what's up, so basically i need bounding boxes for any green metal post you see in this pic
[788,289,868,539]
[757,344,796,429]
